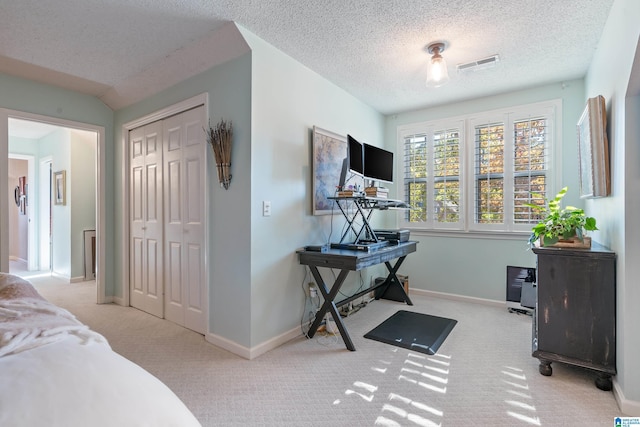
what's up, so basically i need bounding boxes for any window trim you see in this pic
[397,99,562,234]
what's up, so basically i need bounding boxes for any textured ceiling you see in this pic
[0,0,615,117]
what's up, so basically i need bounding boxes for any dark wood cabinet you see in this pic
[532,242,616,390]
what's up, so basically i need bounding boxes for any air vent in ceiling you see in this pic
[457,55,500,73]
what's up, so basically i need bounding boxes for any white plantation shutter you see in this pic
[399,100,558,234]
[513,117,549,225]
[402,132,428,223]
[469,108,553,232]
[432,127,462,226]
[400,122,463,229]
[472,120,505,228]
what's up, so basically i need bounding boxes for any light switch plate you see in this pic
[263,200,271,216]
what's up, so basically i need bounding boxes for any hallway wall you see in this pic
[7,158,28,261]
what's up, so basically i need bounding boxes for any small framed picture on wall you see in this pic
[54,170,66,205]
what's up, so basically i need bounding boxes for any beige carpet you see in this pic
[31,277,622,426]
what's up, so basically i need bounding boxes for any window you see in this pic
[399,100,559,234]
[401,120,463,229]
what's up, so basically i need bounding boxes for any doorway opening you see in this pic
[1,110,106,303]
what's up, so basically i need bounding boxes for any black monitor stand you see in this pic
[328,195,399,251]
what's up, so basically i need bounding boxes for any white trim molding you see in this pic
[207,326,302,360]
[0,109,106,304]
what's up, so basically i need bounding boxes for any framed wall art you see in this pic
[577,95,610,198]
[54,170,66,205]
[311,126,365,215]
[312,126,346,215]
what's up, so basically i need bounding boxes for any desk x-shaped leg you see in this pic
[375,255,413,306]
[306,267,356,350]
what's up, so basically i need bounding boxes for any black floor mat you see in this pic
[364,310,457,355]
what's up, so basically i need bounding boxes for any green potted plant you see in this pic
[527,187,598,247]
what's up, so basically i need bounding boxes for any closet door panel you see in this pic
[131,237,144,293]
[130,105,206,333]
[181,108,206,334]
[167,160,181,223]
[146,239,160,297]
[186,243,203,309]
[167,241,183,304]
[163,114,185,326]
[163,107,206,334]
[129,121,163,318]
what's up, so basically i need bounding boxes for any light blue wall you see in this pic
[384,80,586,301]
[70,130,97,279]
[113,26,387,349]
[0,72,114,287]
[584,0,640,412]
[9,131,96,279]
[113,52,254,347]
[106,25,387,352]
[238,27,387,347]
[8,136,39,156]
[40,128,71,278]
[7,137,39,261]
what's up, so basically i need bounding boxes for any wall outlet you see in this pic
[308,282,317,298]
[262,200,271,216]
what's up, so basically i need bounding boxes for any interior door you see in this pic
[163,106,206,334]
[130,121,164,318]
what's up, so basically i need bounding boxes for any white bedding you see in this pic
[0,296,106,357]
[0,273,201,427]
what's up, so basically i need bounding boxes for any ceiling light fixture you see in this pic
[426,42,450,88]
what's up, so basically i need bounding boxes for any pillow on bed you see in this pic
[0,273,44,301]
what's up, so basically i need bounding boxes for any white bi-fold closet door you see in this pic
[129,106,206,334]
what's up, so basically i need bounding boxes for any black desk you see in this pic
[297,241,417,350]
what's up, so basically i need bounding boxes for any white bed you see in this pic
[0,273,201,427]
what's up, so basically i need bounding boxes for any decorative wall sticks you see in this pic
[206,119,233,190]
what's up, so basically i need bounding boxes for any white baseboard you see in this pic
[206,332,251,359]
[70,276,85,283]
[51,271,70,282]
[248,326,302,359]
[9,256,26,263]
[410,288,506,308]
[206,325,302,360]
[205,290,503,360]
[614,380,640,416]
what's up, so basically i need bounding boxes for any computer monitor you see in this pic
[347,135,364,176]
[337,157,348,190]
[338,136,364,190]
[363,143,393,186]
